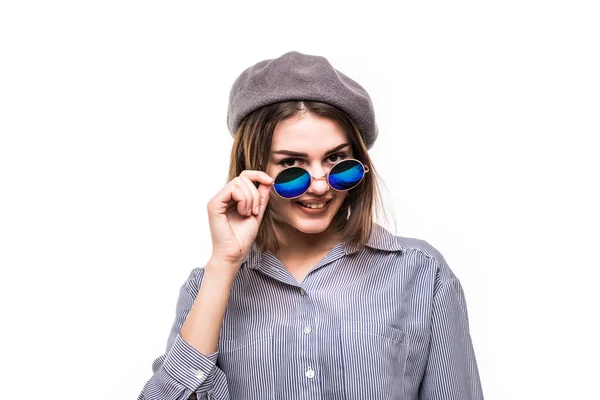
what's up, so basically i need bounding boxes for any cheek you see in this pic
[331,195,347,209]
[268,191,288,211]
[265,163,278,178]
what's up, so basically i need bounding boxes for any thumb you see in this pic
[257,182,272,203]
[255,186,272,223]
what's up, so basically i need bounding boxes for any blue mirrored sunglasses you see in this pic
[273,159,370,199]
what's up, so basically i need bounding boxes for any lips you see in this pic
[296,199,331,210]
[293,200,332,216]
[296,200,331,209]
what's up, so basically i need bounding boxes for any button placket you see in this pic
[298,285,317,386]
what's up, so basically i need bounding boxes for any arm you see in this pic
[139,169,271,399]
[138,260,237,400]
[419,276,484,399]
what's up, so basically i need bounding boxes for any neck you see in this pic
[273,222,343,258]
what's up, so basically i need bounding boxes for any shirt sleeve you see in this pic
[138,267,230,400]
[419,276,484,399]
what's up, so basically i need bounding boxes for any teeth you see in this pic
[301,202,327,209]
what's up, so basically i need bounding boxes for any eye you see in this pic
[278,158,300,167]
[328,153,347,163]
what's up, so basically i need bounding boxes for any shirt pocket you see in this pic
[218,329,274,400]
[340,319,409,400]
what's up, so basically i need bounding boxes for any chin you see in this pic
[289,219,333,235]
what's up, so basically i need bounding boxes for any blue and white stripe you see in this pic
[138,223,483,399]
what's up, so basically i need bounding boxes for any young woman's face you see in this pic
[265,112,353,235]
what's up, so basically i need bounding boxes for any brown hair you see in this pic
[228,101,386,253]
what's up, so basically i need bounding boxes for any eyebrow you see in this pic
[272,143,350,158]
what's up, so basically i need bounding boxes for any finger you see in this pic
[208,181,246,216]
[240,175,260,216]
[239,170,274,187]
[233,178,253,216]
[239,170,275,204]
[257,182,272,205]
[255,186,272,224]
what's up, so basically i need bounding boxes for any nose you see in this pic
[306,167,330,195]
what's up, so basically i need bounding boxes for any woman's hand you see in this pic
[207,170,274,272]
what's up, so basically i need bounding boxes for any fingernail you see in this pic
[254,206,259,214]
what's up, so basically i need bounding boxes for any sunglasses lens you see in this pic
[274,167,311,198]
[329,160,365,190]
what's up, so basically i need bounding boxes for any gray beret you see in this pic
[226,51,378,150]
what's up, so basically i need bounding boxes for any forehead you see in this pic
[271,113,348,155]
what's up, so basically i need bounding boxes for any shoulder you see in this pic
[179,265,207,295]
[364,223,457,282]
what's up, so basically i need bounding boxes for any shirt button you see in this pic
[195,369,205,379]
[303,325,312,335]
[305,368,315,379]
[299,288,306,296]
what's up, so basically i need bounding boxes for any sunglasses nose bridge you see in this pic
[305,162,329,178]
[306,171,330,194]
[310,173,328,182]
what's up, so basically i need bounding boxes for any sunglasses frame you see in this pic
[272,158,370,200]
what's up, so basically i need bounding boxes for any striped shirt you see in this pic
[138,223,484,399]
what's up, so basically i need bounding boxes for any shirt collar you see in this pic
[243,223,402,270]
[343,222,404,254]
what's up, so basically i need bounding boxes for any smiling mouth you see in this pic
[297,200,331,209]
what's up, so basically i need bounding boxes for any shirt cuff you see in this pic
[161,332,219,391]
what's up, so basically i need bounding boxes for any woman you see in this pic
[138,51,484,399]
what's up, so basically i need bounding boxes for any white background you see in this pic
[1,1,598,399]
